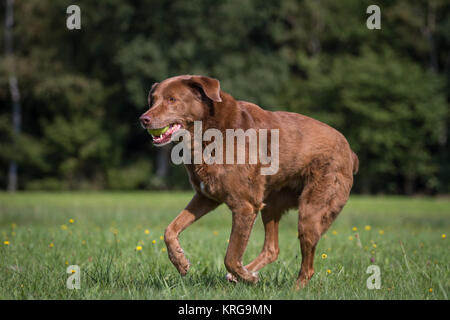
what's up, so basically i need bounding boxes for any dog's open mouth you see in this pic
[147,123,182,146]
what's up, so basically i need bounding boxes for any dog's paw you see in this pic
[248,271,259,283]
[225,273,238,283]
[167,246,192,276]
[177,258,191,276]
[226,271,259,284]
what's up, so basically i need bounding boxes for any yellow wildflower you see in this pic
[152,240,156,244]
[69,219,74,224]
[49,242,54,248]
[352,227,358,232]
[321,253,327,259]
[3,240,9,245]
[136,246,143,251]
[379,230,385,235]
[442,234,446,239]
[144,229,150,235]
[365,225,371,231]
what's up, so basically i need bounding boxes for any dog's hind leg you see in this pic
[245,206,282,271]
[296,171,352,289]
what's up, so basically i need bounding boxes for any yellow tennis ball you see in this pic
[147,126,170,136]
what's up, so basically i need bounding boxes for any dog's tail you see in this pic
[351,151,359,175]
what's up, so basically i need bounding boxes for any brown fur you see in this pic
[140,75,358,288]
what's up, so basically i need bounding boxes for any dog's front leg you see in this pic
[224,201,259,283]
[164,192,219,276]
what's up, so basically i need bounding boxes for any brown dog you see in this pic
[139,75,358,288]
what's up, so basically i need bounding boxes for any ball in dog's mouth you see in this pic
[148,123,182,146]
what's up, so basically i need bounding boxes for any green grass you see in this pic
[0,192,448,299]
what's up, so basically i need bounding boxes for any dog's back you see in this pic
[233,100,357,190]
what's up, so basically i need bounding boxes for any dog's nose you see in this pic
[139,114,151,127]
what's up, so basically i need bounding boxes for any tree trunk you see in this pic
[156,145,170,178]
[423,1,438,72]
[5,0,21,191]
[404,174,415,195]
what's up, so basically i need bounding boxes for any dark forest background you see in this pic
[1,0,449,194]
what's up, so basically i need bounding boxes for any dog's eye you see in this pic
[168,97,176,103]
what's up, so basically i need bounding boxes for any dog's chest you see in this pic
[199,181,219,201]
[190,165,223,202]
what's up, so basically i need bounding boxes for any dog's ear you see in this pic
[148,82,159,106]
[184,76,222,102]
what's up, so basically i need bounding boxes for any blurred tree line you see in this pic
[0,0,449,194]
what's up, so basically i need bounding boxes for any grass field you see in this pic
[0,192,448,300]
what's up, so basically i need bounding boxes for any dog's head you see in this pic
[139,75,222,146]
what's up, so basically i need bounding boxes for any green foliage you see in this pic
[107,160,152,190]
[0,0,449,193]
[116,37,169,107]
[285,47,447,193]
